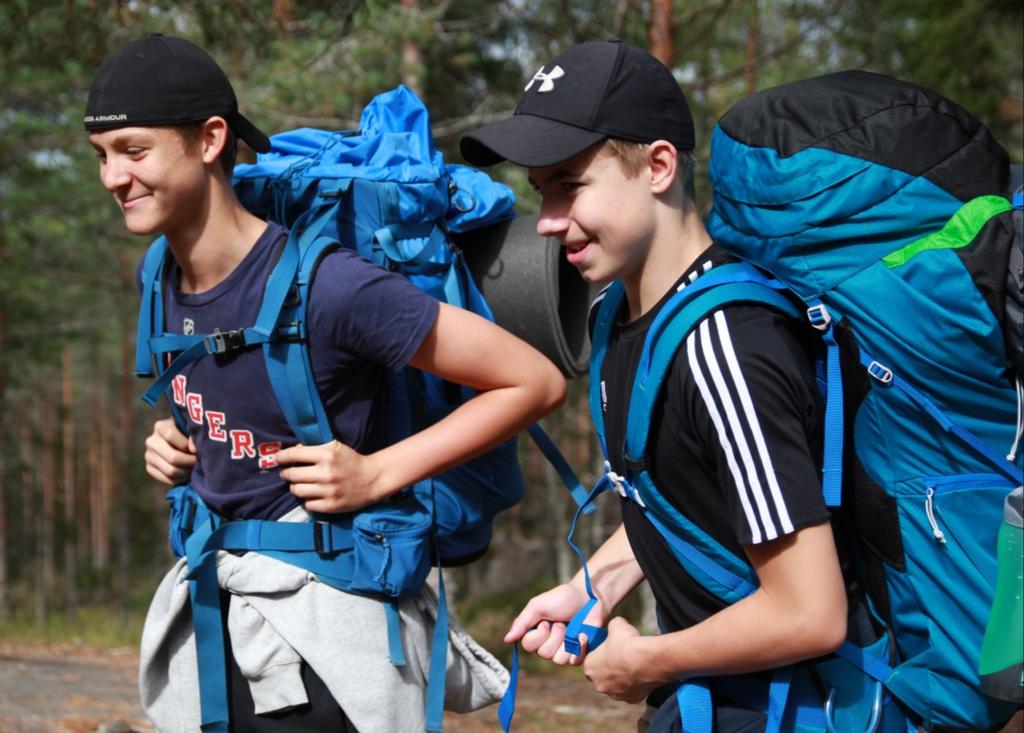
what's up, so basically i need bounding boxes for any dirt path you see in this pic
[0,640,643,733]
[6,641,1017,733]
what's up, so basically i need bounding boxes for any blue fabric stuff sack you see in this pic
[230,85,522,572]
[707,70,1022,731]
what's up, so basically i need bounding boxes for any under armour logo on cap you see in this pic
[460,40,695,168]
[524,65,565,93]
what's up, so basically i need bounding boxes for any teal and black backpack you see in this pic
[135,85,588,733]
[557,71,1022,733]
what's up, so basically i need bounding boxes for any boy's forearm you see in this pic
[366,382,560,498]
[619,523,847,687]
[568,524,645,611]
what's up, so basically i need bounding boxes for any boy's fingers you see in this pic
[505,608,544,643]
[535,622,567,660]
[279,464,327,484]
[155,419,190,449]
[145,464,174,486]
[275,443,329,466]
[287,482,324,500]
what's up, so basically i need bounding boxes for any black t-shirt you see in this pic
[597,245,829,631]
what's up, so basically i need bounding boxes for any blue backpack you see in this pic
[704,71,1023,731]
[554,71,1023,733]
[135,85,587,733]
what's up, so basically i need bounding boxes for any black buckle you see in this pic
[275,320,304,342]
[204,328,246,355]
[182,496,197,532]
[313,520,333,554]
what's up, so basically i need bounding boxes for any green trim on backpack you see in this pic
[882,195,1012,268]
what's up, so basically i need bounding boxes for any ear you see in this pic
[647,140,678,194]
[199,116,230,166]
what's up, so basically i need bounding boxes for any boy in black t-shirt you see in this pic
[461,40,847,731]
[86,34,566,732]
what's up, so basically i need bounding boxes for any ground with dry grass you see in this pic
[0,639,644,733]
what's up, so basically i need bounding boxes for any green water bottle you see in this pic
[979,486,1024,703]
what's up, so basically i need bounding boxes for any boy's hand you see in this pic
[144,418,197,485]
[505,582,607,666]
[276,440,384,513]
[582,617,656,703]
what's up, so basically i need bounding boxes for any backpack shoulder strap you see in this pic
[588,281,627,459]
[623,262,800,466]
[262,204,341,446]
[135,236,171,378]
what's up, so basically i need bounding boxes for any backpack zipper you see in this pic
[924,487,946,544]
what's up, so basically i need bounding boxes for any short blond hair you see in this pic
[601,138,695,203]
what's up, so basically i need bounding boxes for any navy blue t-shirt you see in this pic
[150,222,439,520]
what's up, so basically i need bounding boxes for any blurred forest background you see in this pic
[1,0,1022,653]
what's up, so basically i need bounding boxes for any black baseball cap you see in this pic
[460,40,694,168]
[84,34,271,153]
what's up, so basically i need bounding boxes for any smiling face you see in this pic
[529,143,657,285]
[88,125,209,237]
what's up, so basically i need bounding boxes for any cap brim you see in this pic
[231,112,271,153]
[460,114,606,168]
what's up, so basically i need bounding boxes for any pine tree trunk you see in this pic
[117,253,134,603]
[62,344,77,616]
[0,196,7,620]
[400,0,424,102]
[648,0,674,67]
[92,383,110,571]
[40,383,56,617]
[746,0,760,94]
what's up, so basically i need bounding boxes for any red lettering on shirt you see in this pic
[206,411,227,442]
[230,430,256,459]
[171,375,187,407]
[258,442,282,470]
[186,393,204,425]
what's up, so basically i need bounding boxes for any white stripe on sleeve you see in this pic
[714,310,794,534]
[696,314,778,541]
[687,325,763,544]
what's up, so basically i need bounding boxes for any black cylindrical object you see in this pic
[458,214,595,378]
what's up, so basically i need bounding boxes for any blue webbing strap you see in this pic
[562,476,616,656]
[141,221,304,408]
[525,424,593,512]
[498,477,609,732]
[135,236,170,376]
[257,202,337,446]
[563,596,608,656]
[712,672,831,729]
[374,223,447,269]
[858,350,1024,484]
[626,276,800,466]
[384,600,407,667]
[809,302,845,508]
[497,636,519,732]
[832,640,895,686]
[766,664,795,733]
[184,512,365,733]
[639,492,758,601]
[679,679,714,733]
[263,234,338,446]
[180,506,229,733]
[588,282,627,456]
[424,563,449,733]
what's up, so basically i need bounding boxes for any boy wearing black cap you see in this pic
[86,34,565,732]
[462,40,848,731]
